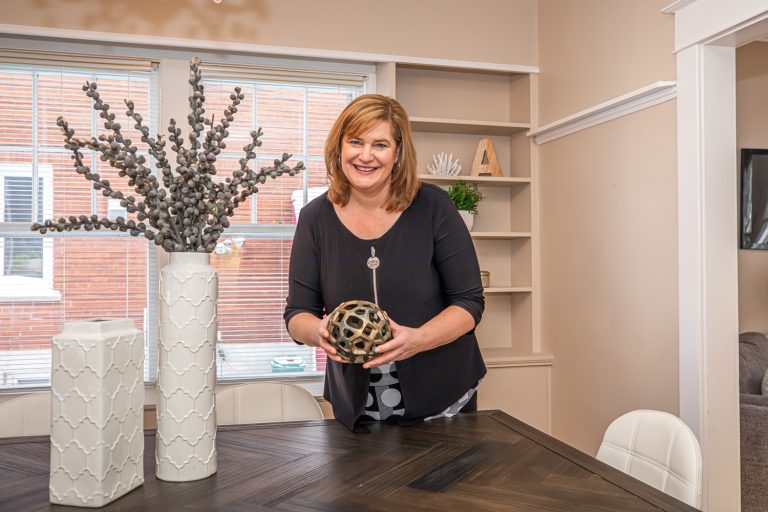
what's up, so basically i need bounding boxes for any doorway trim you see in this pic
[672,1,768,509]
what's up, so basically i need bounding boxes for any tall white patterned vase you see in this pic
[50,318,144,507]
[156,252,217,481]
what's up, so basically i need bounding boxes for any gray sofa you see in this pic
[740,332,768,512]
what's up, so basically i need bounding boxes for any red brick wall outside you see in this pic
[0,69,351,376]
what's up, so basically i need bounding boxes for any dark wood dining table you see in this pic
[0,410,699,511]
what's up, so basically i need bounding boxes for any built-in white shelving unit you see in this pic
[377,61,551,432]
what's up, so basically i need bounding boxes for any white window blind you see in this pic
[0,52,367,390]
[201,63,366,381]
[199,61,369,88]
[0,52,158,389]
[0,49,155,72]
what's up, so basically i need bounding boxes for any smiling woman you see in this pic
[340,121,399,198]
[284,94,487,432]
[325,94,419,212]
[333,121,403,241]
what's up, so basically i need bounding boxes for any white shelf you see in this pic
[483,287,532,295]
[410,116,529,136]
[470,232,531,240]
[396,61,538,74]
[481,348,553,368]
[418,174,530,188]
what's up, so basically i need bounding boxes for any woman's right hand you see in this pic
[316,314,348,364]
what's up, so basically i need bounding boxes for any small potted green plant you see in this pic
[447,181,484,231]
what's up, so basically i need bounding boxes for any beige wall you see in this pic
[0,0,538,66]
[737,41,768,334]
[0,0,685,455]
[0,0,540,406]
[538,0,679,454]
[538,0,674,124]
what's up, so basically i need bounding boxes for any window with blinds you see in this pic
[200,62,366,381]
[0,54,158,388]
[0,52,367,389]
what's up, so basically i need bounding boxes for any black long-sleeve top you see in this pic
[284,183,486,431]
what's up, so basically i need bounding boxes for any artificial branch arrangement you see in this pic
[31,57,304,252]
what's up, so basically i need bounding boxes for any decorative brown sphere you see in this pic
[327,300,392,363]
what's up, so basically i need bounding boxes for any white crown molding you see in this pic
[528,81,677,145]
[672,0,768,51]
[661,0,700,14]
[0,23,539,74]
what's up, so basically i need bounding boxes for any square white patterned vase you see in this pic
[50,318,144,507]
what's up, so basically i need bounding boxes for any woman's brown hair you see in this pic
[325,94,419,211]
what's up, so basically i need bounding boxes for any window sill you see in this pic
[0,277,61,302]
[0,377,327,405]
[144,378,327,406]
[143,377,332,423]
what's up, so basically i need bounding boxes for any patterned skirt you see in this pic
[359,362,480,422]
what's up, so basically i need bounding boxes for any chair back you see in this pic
[215,382,323,425]
[596,409,702,508]
[739,332,768,394]
[0,392,51,438]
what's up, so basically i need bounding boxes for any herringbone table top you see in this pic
[0,410,698,511]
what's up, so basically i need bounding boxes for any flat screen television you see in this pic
[741,148,768,249]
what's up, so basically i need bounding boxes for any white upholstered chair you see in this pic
[0,392,51,438]
[596,409,702,508]
[215,382,324,425]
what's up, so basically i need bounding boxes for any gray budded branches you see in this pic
[31,57,304,253]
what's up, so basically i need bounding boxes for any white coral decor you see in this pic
[427,152,461,176]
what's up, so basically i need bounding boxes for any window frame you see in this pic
[0,162,58,301]
[0,58,159,390]
[0,43,375,394]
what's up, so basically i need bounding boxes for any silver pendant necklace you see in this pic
[367,246,380,304]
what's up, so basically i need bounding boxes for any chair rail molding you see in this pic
[528,81,677,145]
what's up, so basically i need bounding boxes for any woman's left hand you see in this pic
[362,319,429,369]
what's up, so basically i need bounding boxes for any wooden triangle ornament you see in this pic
[470,138,502,176]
